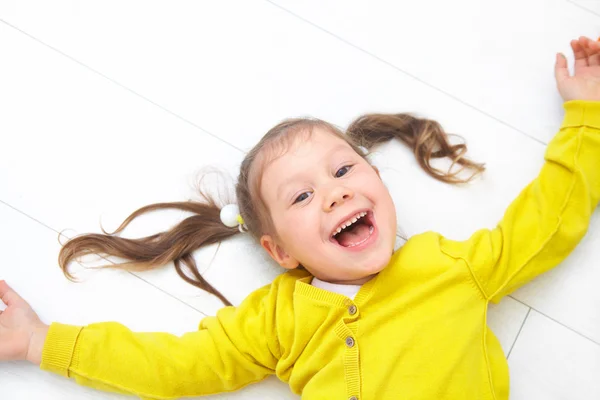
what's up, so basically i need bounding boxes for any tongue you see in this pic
[337,224,371,247]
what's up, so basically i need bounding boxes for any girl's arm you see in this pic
[440,100,600,303]
[1,279,283,399]
[439,37,600,303]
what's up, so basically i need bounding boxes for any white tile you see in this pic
[570,0,600,15]
[0,0,402,151]
[0,22,242,235]
[0,0,586,150]
[508,310,600,400]
[0,22,244,313]
[269,0,598,143]
[488,298,530,356]
[510,210,600,343]
[394,234,407,250]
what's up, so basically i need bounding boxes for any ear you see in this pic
[260,234,300,270]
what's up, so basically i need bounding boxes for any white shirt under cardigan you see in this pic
[310,277,362,300]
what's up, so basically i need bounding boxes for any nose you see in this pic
[323,185,354,212]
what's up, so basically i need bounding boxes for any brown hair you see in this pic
[58,113,485,306]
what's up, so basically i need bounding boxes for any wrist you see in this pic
[26,324,49,365]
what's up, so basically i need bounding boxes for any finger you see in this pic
[555,52,570,82]
[579,35,600,44]
[572,39,589,70]
[0,280,24,307]
[590,39,600,51]
[580,36,600,66]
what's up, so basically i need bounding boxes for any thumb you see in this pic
[0,280,26,308]
[554,52,570,83]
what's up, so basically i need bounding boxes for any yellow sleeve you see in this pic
[440,100,600,303]
[40,281,282,399]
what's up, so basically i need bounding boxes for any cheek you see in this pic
[275,211,309,240]
[364,175,390,201]
[382,193,398,236]
[369,182,397,225]
[279,210,322,243]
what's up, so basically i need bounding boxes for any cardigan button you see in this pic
[345,336,355,348]
[348,305,357,315]
[349,396,358,400]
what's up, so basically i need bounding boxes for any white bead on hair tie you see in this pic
[220,204,247,232]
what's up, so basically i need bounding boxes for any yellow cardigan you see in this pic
[41,101,600,400]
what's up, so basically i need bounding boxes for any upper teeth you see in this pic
[333,212,368,236]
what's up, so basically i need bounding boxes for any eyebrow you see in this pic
[276,144,351,201]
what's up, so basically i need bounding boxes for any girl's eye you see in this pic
[335,165,352,178]
[294,192,311,204]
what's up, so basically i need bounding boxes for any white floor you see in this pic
[0,1,599,399]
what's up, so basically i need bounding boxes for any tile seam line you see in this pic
[565,0,600,17]
[506,308,531,359]
[263,0,550,147]
[0,18,246,155]
[508,295,600,346]
[0,198,210,318]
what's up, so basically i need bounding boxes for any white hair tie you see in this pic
[220,204,247,233]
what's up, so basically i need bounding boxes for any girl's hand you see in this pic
[0,280,49,365]
[555,36,600,102]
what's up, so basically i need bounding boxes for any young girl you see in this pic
[1,36,599,400]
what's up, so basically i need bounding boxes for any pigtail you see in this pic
[58,195,238,306]
[347,113,485,184]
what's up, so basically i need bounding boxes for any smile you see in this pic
[330,210,378,250]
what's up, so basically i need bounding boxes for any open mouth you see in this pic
[330,210,376,249]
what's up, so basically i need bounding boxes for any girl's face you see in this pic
[259,127,397,285]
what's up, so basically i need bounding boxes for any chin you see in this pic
[365,250,393,275]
